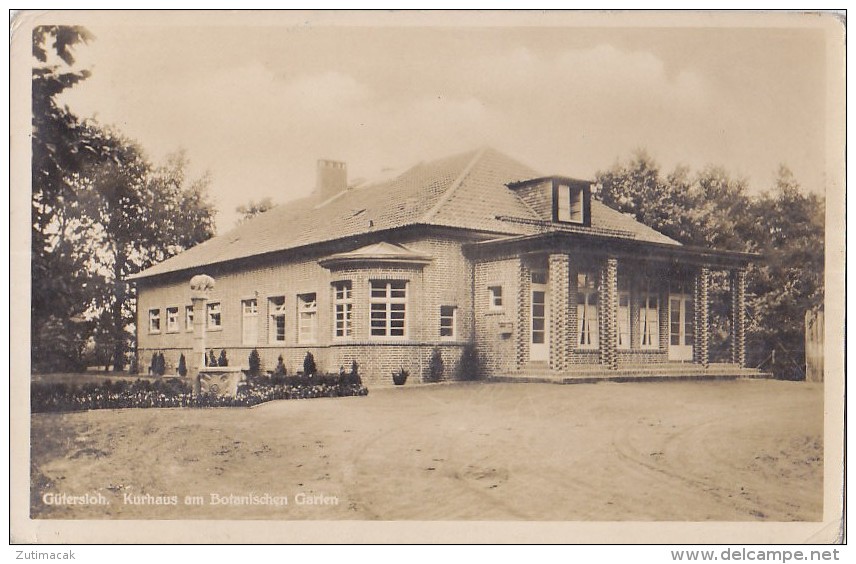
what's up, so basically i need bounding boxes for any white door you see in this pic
[530,270,549,362]
[668,294,694,361]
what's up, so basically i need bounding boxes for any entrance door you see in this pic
[668,294,694,361]
[530,270,549,362]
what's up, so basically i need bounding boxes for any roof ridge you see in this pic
[418,147,488,224]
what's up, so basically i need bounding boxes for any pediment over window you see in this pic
[319,242,433,270]
[507,176,592,227]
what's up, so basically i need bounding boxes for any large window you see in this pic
[577,273,598,349]
[269,296,286,343]
[242,298,259,345]
[618,292,631,350]
[640,292,659,349]
[370,280,407,338]
[148,309,161,334]
[166,306,179,333]
[440,305,457,340]
[297,293,317,344]
[333,282,353,339]
[207,302,221,330]
[185,305,194,332]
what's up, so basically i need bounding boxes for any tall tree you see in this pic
[31,25,99,371]
[80,130,216,371]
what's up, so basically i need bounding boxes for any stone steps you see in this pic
[491,364,771,385]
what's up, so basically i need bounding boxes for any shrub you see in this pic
[177,353,187,377]
[272,355,287,385]
[427,347,444,383]
[207,349,217,367]
[248,349,261,376]
[392,368,408,386]
[458,343,480,381]
[129,355,139,375]
[157,352,167,376]
[150,352,158,375]
[303,352,317,376]
[218,349,228,367]
[347,360,362,387]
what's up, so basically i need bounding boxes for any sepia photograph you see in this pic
[10,9,845,544]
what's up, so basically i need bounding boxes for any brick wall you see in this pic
[473,256,521,376]
[136,232,475,385]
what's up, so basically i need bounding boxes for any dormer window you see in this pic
[555,182,587,224]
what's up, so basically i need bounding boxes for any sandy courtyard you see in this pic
[29,379,823,521]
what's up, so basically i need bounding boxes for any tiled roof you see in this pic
[130,147,679,280]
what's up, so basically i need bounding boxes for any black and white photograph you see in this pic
[10,9,845,545]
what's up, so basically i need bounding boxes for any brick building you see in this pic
[130,148,758,384]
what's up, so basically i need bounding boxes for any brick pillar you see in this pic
[189,274,215,395]
[548,253,570,372]
[693,267,710,368]
[516,260,531,370]
[731,268,747,368]
[599,257,619,370]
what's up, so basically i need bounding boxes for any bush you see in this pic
[427,347,444,383]
[347,360,362,387]
[458,343,480,380]
[177,353,187,377]
[303,352,317,376]
[129,355,139,375]
[207,349,217,367]
[248,349,261,376]
[218,349,228,367]
[157,352,167,376]
[392,368,408,386]
[150,352,158,375]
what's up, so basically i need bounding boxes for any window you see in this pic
[440,305,457,340]
[148,309,161,334]
[242,298,259,345]
[207,302,221,330]
[577,273,598,349]
[185,305,194,332]
[333,281,353,339]
[557,183,584,223]
[641,292,659,349]
[618,292,631,350]
[166,307,179,333]
[488,286,503,310]
[370,280,407,338]
[297,293,318,344]
[268,296,286,343]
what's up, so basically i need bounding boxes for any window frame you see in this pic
[332,281,354,340]
[241,298,259,345]
[370,280,408,339]
[206,302,222,331]
[185,305,194,332]
[165,306,179,334]
[148,308,161,334]
[640,292,660,350]
[268,296,287,344]
[555,183,585,224]
[618,291,631,350]
[440,305,457,340]
[488,285,504,311]
[576,272,599,350]
[297,293,318,344]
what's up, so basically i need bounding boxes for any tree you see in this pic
[236,197,276,225]
[177,353,187,377]
[303,352,317,376]
[31,25,100,372]
[248,349,261,376]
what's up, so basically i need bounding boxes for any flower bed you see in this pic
[31,376,368,413]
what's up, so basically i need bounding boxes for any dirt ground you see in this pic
[29,379,823,521]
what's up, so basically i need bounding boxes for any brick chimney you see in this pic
[315,159,347,201]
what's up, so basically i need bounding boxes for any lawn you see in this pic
[30,379,823,521]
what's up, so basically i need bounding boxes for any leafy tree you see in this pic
[236,197,276,225]
[31,25,100,372]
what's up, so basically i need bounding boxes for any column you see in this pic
[515,259,530,370]
[731,268,747,368]
[693,267,710,368]
[189,274,215,395]
[599,257,619,370]
[548,253,570,372]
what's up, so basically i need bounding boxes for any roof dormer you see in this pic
[507,176,592,227]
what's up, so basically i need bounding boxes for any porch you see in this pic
[491,362,771,385]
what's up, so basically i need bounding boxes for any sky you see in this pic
[49,11,838,232]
